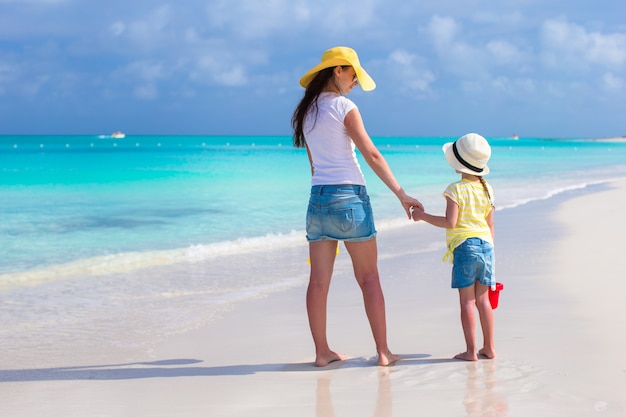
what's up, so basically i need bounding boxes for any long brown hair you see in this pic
[479,177,494,208]
[291,66,347,148]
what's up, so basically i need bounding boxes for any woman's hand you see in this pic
[397,190,423,219]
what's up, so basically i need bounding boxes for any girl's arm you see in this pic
[344,108,423,217]
[412,196,459,229]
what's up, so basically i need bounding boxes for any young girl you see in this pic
[412,133,496,361]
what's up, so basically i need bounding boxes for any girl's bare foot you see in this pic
[478,348,496,359]
[377,350,400,366]
[315,351,349,367]
[454,351,478,361]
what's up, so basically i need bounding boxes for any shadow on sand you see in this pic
[0,354,455,382]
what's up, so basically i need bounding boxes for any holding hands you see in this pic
[397,190,423,219]
[410,205,426,222]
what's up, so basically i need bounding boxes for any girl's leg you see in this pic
[475,282,496,358]
[344,238,398,366]
[307,240,347,366]
[455,285,479,361]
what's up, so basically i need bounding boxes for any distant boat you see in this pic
[110,131,126,139]
[511,134,519,140]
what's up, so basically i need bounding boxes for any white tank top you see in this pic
[304,92,366,186]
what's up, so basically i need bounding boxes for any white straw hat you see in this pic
[443,133,491,176]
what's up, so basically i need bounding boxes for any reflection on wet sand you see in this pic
[463,360,509,416]
[316,368,392,417]
[313,359,509,416]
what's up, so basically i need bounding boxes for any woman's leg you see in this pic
[344,238,398,366]
[455,285,479,361]
[307,240,347,366]
[475,282,496,358]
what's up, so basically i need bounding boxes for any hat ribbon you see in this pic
[452,141,484,173]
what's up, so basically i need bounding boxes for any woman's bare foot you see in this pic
[478,348,496,359]
[315,351,349,367]
[454,351,478,361]
[377,350,400,366]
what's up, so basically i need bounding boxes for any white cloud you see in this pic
[125,61,166,82]
[319,0,377,31]
[191,54,248,87]
[114,5,175,51]
[106,61,167,99]
[109,21,125,37]
[206,0,309,38]
[0,64,15,95]
[205,0,376,39]
[602,72,624,91]
[18,76,49,97]
[587,32,626,66]
[473,11,525,27]
[0,64,17,83]
[0,62,50,98]
[490,76,537,96]
[387,49,435,92]
[541,18,626,70]
[424,15,490,78]
[214,65,247,86]
[426,15,459,49]
[292,3,311,21]
[0,0,69,4]
[133,84,158,100]
[486,40,526,67]
[1,0,626,136]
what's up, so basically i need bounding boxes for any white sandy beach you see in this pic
[1,180,625,416]
[589,136,626,142]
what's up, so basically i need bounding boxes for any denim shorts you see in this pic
[306,185,377,242]
[451,238,495,289]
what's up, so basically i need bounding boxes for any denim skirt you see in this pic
[451,237,495,288]
[306,185,377,242]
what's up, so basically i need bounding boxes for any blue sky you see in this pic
[1,0,624,138]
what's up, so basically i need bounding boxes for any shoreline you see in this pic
[2,174,625,285]
[1,180,625,416]
[587,135,626,142]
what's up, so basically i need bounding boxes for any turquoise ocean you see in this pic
[2,134,626,363]
[3,134,626,278]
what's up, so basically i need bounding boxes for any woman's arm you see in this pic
[344,108,423,217]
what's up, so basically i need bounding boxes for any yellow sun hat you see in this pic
[299,46,376,91]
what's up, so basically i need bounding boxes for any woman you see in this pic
[291,46,422,366]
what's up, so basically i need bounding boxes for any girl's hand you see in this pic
[410,206,426,222]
